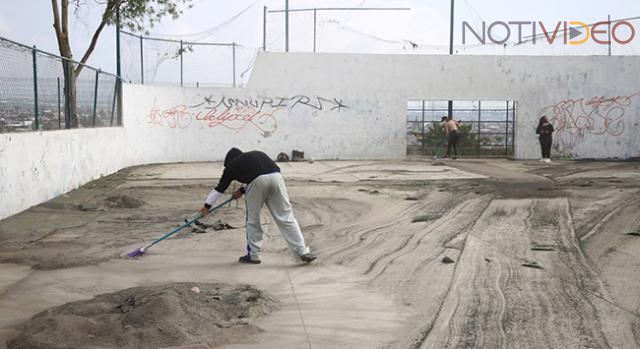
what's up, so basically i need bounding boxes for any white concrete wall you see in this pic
[249,53,640,160]
[4,53,640,219]
[1,84,405,219]
[123,84,405,163]
[0,128,128,220]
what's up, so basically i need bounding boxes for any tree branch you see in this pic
[61,0,69,38]
[74,0,116,76]
[51,0,62,37]
[51,0,73,61]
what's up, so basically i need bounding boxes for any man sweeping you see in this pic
[441,116,461,159]
[199,148,316,264]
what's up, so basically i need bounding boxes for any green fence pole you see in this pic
[92,69,100,126]
[232,42,236,87]
[32,46,39,130]
[140,35,144,84]
[477,101,481,158]
[115,6,123,126]
[505,101,509,158]
[180,40,184,87]
[263,6,267,51]
[65,60,72,129]
[110,79,117,126]
[57,77,61,129]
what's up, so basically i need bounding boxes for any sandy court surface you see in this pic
[1,159,639,348]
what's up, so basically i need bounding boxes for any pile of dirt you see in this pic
[8,283,278,349]
[104,195,146,209]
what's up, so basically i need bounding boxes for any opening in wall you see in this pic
[406,100,517,158]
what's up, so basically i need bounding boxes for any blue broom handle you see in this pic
[144,197,234,249]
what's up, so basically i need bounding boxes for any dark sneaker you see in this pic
[300,253,317,263]
[238,255,261,264]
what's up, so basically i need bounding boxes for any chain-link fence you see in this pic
[120,31,245,87]
[0,35,121,133]
[407,100,516,158]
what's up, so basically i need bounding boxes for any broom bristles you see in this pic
[126,247,145,258]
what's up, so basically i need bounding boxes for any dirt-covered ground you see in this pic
[1,159,639,349]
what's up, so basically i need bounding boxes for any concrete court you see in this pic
[1,159,639,348]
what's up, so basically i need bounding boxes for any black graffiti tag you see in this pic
[191,95,349,112]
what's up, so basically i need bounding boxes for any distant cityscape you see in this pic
[0,77,116,132]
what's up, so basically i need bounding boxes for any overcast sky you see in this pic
[1,0,638,85]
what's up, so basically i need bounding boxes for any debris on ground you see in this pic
[531,246,556,251]
[104,195,146,209]
[441,256,455,264]
[291,150,305,162]
[7,283,277,349]
[358,189,380,195]
[276,152,290,162]
[411,214,441,223]
[184,219,236,234]
[522,262,544,270]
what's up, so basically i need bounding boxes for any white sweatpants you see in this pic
[244,173,310,260]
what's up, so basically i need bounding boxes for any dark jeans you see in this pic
[539,136,552,158]
[447,131,459,157]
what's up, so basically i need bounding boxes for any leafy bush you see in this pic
[419,122,477,156]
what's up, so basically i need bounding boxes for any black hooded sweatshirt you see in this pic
[214,148,280,193]
[536,123,554,141]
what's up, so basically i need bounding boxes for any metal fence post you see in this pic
[140,35,144,84]
[477,101,481,158]
[180,40,184,87]
[285,0,289,52]
[92,69,100,126]
[116,6,123,126]
[57,77,61,129]
[65,59,72,129]
[110,79,117,127]
[512,102,517,156]
[421,100,425,153]
[232,42,236,88]
[505,101,509,157]
[608,15,612,56]
[32,46,39,130]
[263,6,267,51]
[313,9,317,52]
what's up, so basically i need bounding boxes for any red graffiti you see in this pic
[147,101,193,129]
[538,92,639,153]
[147,99,279,135]
[193,105,279,134]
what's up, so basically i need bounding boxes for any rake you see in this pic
[126,198,234,258]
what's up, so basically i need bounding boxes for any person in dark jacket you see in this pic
[536,116,554,163]
[199,148,316,264]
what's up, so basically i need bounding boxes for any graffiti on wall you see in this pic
[147,95,348,137]
[538,92,639,154]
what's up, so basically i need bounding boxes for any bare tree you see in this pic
[50,0,193,127]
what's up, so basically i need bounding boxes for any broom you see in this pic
[126,197,234,258]
[432,137,447,160]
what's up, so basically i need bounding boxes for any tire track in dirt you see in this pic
[570,198,640,348]
[421,198,616,349]
[293,188,492,349]
[365,200,473,277]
